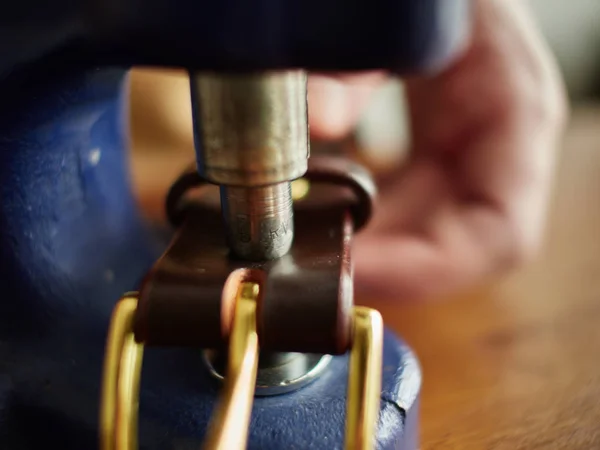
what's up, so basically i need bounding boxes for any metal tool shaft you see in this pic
[220,182,294,260]
[190,69,315,383]
[190,70,309,187]
[190,70,308,260]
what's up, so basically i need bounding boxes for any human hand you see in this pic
[308,0,568,301]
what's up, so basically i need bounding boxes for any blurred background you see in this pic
[530,0,600,101]
[128,0,600,221]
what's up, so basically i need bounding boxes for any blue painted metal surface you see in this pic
[1,0,470,75]
[135,329,421,450]
[0,68,162,448]
[0,0,470,446]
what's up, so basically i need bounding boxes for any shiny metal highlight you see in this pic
[99,295,143,450]
[190,71,309,187]
[220,182,294,260]
[203,282,260,449]
[204,351,333,397]
[345,307,384,450]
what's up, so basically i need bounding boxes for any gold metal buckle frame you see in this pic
[99,282,383,450]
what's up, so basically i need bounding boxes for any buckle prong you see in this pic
[203,282,260,450]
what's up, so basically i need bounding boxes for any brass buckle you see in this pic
[99,295,143,450]
[99,283,383,450]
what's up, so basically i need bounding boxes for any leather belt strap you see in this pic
[133,156,375,355]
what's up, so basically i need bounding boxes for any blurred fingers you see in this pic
[307,72,387,140]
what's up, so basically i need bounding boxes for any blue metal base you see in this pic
[1,327,420,450]
[137,329,421,450]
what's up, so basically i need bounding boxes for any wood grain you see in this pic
[373,106,600,449]
[128,70,600,449]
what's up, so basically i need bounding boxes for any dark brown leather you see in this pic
[302,156,376,232]
[134,207,235,349]
[134,156,374,355]
[256,205,354,354]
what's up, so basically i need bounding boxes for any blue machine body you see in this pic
[0,1,469,448]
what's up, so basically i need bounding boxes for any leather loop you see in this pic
[136,156,376,354]
[303,156,376,232]
[165,162,210,227]
[165,155,376,232]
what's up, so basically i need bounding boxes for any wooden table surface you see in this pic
[374,106,600,449]
[129,71,600,449]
